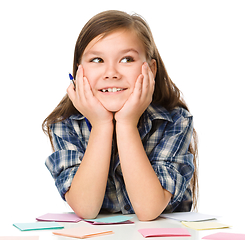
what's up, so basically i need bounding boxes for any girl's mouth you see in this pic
[100,87,125,93]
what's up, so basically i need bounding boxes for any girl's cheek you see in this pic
[82,67,93,82]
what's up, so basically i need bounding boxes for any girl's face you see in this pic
[81,29,149,112]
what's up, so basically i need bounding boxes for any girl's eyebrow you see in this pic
[84,48,139,57]
[120,48,139,55]
[83,50,102,57]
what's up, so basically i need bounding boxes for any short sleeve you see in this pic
[45,119,87,200]
[149,108,194,207]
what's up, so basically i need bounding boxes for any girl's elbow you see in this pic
[70,202,100,219]
[137,212,159,221]
[136,208,163,221]
[65,193,99,219]
[136,201,169,221]
[75,209,99,220]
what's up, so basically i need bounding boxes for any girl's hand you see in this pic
[114,62,155,126]
[67,65,113,128]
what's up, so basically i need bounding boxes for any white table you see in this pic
[1,213,243,239]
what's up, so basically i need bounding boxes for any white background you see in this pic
[0,0,244,230]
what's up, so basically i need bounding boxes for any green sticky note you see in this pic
[13,222,64,231]
[85,215,133,224]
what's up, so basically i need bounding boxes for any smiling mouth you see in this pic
[100,87,126,93]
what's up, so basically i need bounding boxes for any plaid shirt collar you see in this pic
[139,105,173,140]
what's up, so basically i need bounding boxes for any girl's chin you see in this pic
[102,104,124,113]
[98,98,127,113]
[106,107,123,113]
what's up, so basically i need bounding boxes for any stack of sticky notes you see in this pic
[181,221,231,230]
[13,212,84,231]
[161,212,231,231]
[85,215,134,225]
[138,228,191,238]
[202,232,245,240]
[161,212,218,222]
[11,213,135,239]
[36,213,82,223]
[13,222,64,231]
[53,226,114,238]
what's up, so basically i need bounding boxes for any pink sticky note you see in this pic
[138,228,191,238]
[36,213,82,223]
[202,232,245,240]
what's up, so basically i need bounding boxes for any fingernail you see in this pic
[144,62,148,69]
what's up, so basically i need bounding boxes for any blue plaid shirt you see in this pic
[46,104,194,214]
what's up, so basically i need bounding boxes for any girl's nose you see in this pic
[103,64,121,80]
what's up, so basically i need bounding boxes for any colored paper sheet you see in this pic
[85,215,134,225]
[85,220,133,225]
[0,238,39,240]
[13,222,64,231]
[138,228,191,238]
[160,212,217,222]
[36,213,82,222]
[202,232,245,240]
[181,221,231,230]
[53,226,114,239]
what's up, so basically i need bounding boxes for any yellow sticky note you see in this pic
[181,221,231,230]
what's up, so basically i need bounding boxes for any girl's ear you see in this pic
[149,59,157,78]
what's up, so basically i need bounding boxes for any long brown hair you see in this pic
[42,10,198,210]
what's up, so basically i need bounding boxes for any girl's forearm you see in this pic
[65,122,114,219]
[116,123,172,221]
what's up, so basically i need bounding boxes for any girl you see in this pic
[42,10,198,221]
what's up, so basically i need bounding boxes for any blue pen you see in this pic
[69,73,76,89]
[69,73,91,131]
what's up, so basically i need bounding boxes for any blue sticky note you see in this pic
[13,222,64,231]
[85,215,133,224]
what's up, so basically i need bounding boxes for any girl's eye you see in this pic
[91,58,104,63]
[120,57,134,63]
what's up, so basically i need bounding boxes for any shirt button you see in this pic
[124,204,131,211]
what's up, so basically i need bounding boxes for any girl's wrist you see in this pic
[115,121,138,133]
[92,120,114,132]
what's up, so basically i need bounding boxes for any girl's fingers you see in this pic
[142,63,150,91]
[83,77,94,100]
[148,66,155,95]
[75,65,84,93]
[133,74,144,98]
[132,62,152,101]
[140,62,154,100]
